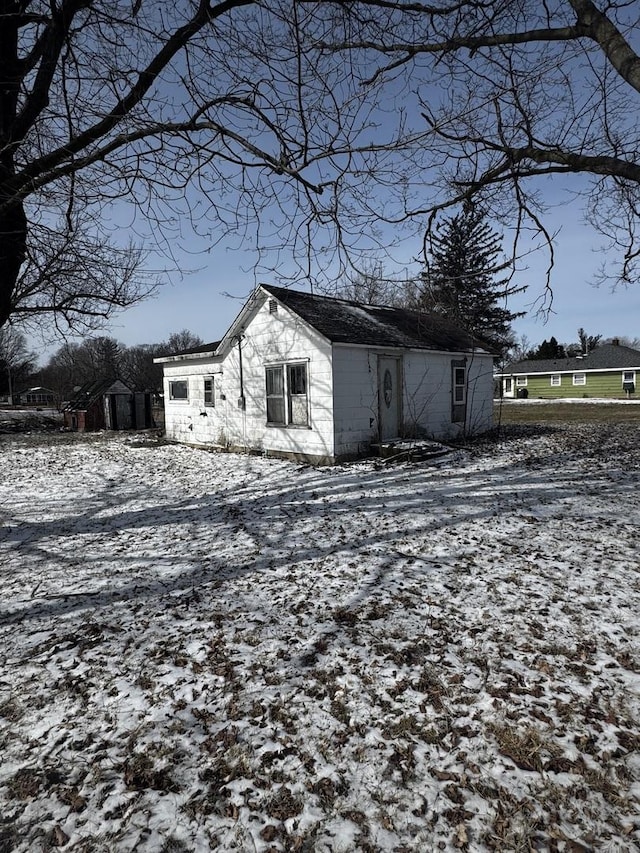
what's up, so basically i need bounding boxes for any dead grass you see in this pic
[494,400,640,424]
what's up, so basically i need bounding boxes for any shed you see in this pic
[63,379,137,432]
[155,284,496,464]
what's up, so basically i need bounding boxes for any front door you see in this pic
[378,356,402,440]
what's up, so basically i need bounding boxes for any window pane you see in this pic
[454,386,465,403]
[288,364,308,425]
[266,366,283,396]
[454,367,465,386]
[204,378,214,405]
[288,364,307,395]
[267,397,285,424]
[170,381,188,400]
[266,366,285,424]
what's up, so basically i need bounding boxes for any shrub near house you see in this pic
[498,341,640,399]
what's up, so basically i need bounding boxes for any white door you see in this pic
[378,356,402,440]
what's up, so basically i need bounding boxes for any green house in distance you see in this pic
[497,341,640,400]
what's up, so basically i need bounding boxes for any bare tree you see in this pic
[0,1,400,334]
[327,0,640,293]
[0,327,37,400]
[165,330,204,354]
[6,1,640,339]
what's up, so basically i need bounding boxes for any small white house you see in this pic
[155,285,495,464]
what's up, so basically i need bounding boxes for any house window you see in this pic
[515,376,528,387]
[204,377,214,406]
[169,380,188,400]
[550,374,561,387]
[573,373,586,386]
[265,362,308,426]
[504,378,512,394]
[453,366,466,404]
[623,371,635,385]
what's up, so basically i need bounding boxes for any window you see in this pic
[204,377,214,406]
[623,371,635,385]
[504,378,512,394]
[453,366,466,404]
[573,373,586,386]
[169,380,188,400]
[265,362,308,426]
[515,376,528,387]
[266,366,285,424]
[550,374,561,387]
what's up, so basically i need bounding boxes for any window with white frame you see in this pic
[169,380,188,400]
[453,366,466,404]
[550,374,561,387]
[623,371,635,385]
[515,376,528,387]
[573,372,586,386]
[265,362,308,426]
[204,377,214,406]
[504,377,512,394]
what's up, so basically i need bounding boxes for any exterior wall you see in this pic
[331,346,494,456]
[403,349,494,439]
[510,369,637,399]
[162,300,336,462]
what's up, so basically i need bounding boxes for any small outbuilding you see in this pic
[155,285,496,464]
[63,379,154,432]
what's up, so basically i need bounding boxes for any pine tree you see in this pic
[416,202,524,355]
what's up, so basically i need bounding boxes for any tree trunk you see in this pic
[0,2,25,329]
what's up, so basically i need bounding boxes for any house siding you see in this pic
[163,300,336,461]
[517,370,636,399]
[331,345,494,454]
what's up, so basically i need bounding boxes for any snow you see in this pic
[0,425,639,851]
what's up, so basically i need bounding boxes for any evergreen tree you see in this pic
[530,337,564,360]
[416,202,524,355]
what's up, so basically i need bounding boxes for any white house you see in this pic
[155,285,496,464]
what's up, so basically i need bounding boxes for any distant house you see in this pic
[15,387,56,406]
[497,341,640,399]
[154,284,496,464]
[63,379,156,432]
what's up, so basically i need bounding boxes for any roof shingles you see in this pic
[262,285,493,353]
[505,344,640,374]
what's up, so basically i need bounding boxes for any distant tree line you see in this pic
[0,330,203,405]
[509,331,640,363]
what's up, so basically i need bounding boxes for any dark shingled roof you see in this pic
[504,343,640,374]
[262,285,493,353]
[162,340,222,358]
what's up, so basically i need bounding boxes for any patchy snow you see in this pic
[0,425,639,852]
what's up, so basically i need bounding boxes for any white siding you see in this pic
[163,299,335,461]
[403,349,494,439]
[332,345,494,454]
[332,348,380,457]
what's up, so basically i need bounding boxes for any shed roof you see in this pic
[64,378,132,411]
[261,285,493,353]
[501,343,640,375]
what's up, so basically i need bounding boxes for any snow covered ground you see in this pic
[0,425,639,852]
